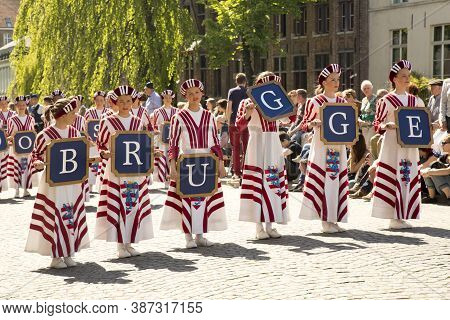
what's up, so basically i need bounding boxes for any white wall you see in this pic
[368,0,450,89]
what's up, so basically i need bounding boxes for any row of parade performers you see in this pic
[19,60,427,269]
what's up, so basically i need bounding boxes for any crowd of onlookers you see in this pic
[215,74,450,205]
[11,74,450,206]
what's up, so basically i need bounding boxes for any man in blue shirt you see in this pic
[226,73,248,179]
[144,81,162,115]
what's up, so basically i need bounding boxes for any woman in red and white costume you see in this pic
[72,95,86,133]
[131,92,152,130]
[298,64,349,233]
[371,60,425,229]
[84,91,108,190]
[95,85,153,259]
[0,95,15,195]
[25,98,89,269]
[236,72,289,239]
[153,89,178,187]
[7,96,38,198]
[161,79,227,249]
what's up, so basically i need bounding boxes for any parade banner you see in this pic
[0,129,7,152]
[111,131,154,177]
[161,121,171,145]
[13,130,36,155]
[320,103,359,145]
[247,81,296,121]
[176,153,218,198]
[395,107,433,148]
[46,137,89,187]
[86,119,101,142]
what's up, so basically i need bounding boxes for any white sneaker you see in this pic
[185,239,198,249]
[389,219,412,229]
[333,223,346,232]
[117,244,131,258]
[256,229,270,240]
[267,228,282,238]
[125,244,141,256]
[50,258,67,269]
[63,257,77,267]
[322,221,339,233]
[23,190,30,198]
[195,237,214,247]
[14,189,20,198]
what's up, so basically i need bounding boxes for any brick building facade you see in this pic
[181,0,369,99]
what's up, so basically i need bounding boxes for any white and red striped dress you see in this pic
[236,99,289,224]
[153,106,178,183]
[84,107,108,186]
[0,110,16,192]
[161,107,227,235]
[298,94,349,223]
[95,114,154,244]
[25,125,89,258]
[130,106,152,130]
[72,114,86,133]
[7,114,38,190]
[372,92,425,220]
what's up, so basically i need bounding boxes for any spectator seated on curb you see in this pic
[421,134,450,204]
[279,132,302,181]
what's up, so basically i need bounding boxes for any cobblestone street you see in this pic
[0,183,449,300]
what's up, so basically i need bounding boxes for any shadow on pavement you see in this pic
[171,243,270,261]
[149,189,167,195]
[108,251,198,272]
[85,205,97,213]
[0,198,24,205]
[308,229,427,245]
[33,262,132,284]
[382,226,450,239]
[151,204,164,210]
[248,235,366,255]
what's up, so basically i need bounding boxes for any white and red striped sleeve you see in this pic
[31,131,48,169]
[209,114,223,160]
[168,115,181,161]
[96,118,110,155]
[6,118,14,137]
[235,99,249,132]
[299,98,317,132]
[373,98,388,134]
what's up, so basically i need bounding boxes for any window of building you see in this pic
[315,1,329,34]
[339,0,354,32]
[274,14,287,38]
[293,6,307,37]
[392,0,408,4]
[197,3,206,35]
[260,57,267,72]
[213,69,222,97]
[338,51,354,89]
[314,54,329,77]
[391,28,408,63]
[184,55,194,80]
[5,18,12,28]
[200,54,208,86]
[432,24,450,79]
[293,55,307,89]
[274,56,287,88]
[233,59,242,74]
[3,33,13,46]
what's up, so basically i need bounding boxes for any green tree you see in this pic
[200,0,313,80]
[9,0,195,99]
[410,71,431,103]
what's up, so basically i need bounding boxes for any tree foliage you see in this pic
[10,0,195,98]
[410,71,431,103]
[201,0,314,79]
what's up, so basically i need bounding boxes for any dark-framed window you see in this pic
[316,2,329,34]
[338,51,354,89]
[274,14,287,38]
[293,55,307,89]
[274,56,287,88]
[294,6,307,37]
[339,0,354,32]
